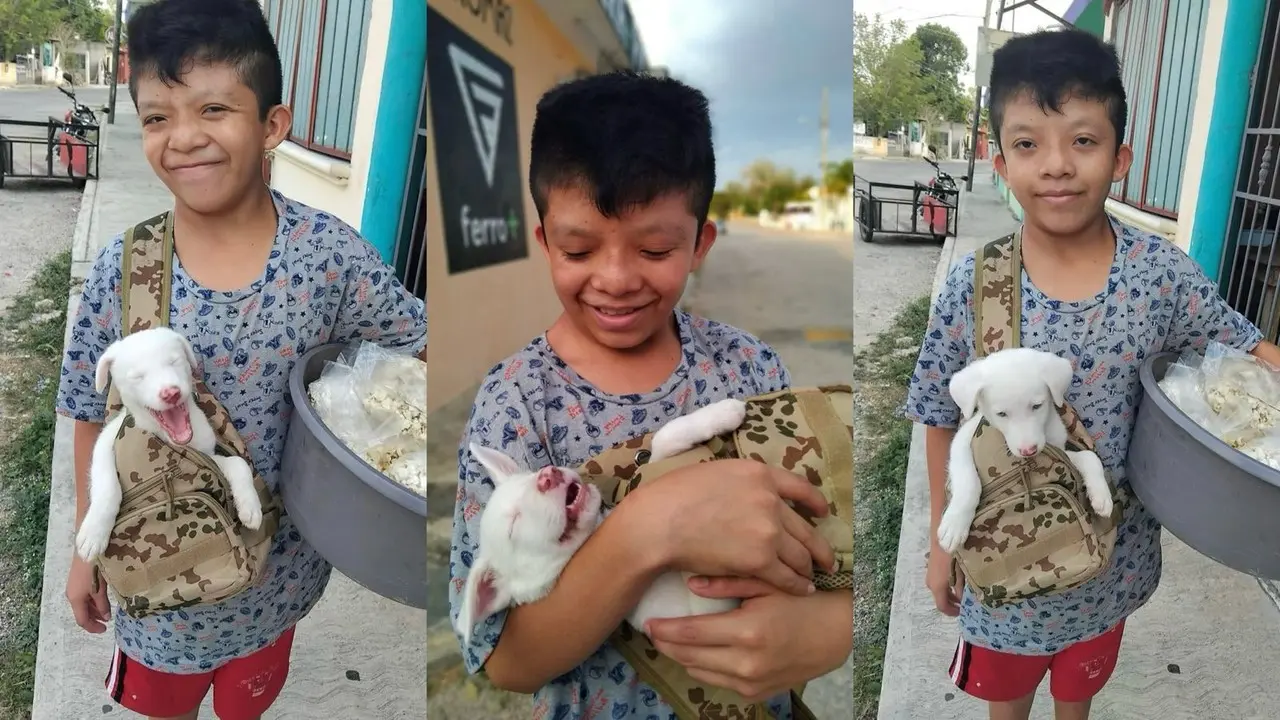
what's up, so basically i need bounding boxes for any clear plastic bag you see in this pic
[1159,342,1280,450]
[306,341,428,496]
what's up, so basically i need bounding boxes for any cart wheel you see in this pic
[934,234,947,245]
[73,178,86,190]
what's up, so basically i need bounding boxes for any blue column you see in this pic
[1189,0,1267,282]
[361,0,427,263]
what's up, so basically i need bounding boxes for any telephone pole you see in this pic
[819,86,829,225]
[108,0,124,125]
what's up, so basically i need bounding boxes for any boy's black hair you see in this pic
[989,28,1128,152]
[126,0,283,120]
[530,71,716,231]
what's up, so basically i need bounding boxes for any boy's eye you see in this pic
[562,251,589,260]
[204,106,228,115]
[1012,140,1034,150]
[642,250,673,259]
[1074,137,1096,146]
[143,116,165,125]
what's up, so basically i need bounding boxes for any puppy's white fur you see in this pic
[456,398,748,644]
[75,327,263,562]
[936,348,1113,554]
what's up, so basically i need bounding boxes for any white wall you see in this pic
[266,0,391,230]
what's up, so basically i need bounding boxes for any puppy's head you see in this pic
[95,327,200,446]
[950,348,1073,458]
[455,444,602,643]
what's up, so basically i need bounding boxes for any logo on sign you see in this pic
[449,44,504,188]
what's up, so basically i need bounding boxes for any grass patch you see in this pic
[852,295,931,720]
[0,250,72,719]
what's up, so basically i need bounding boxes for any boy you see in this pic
[55,1,425,718]
[906,28,1280,720]
[447,71,853,719]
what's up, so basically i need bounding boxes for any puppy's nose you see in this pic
[159,385,181,405]
[537,467,564,493]
[1018,445,1039,457]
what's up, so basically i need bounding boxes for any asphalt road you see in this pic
[853,158,972,346]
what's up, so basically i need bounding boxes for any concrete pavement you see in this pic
[33,88,426,719]
[876,168,1280,719]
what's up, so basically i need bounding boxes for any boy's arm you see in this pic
[1165,245,1264,356]
[329,232,426,355]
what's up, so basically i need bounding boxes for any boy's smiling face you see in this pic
[994,91,1133,236]
[135,62,291,215]
[536,187,716,352]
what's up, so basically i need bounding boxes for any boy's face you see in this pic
[135,63,291,215]
[536,188,716,352]
[994,92,1133,237]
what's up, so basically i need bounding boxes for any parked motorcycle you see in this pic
[49,72,106,186]
[919,154,967,240]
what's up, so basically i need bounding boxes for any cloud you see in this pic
[631,0,853,187]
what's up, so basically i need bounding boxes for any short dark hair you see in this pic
[989,28,1128,151]
[126,0,283,119]
[529,71,716,230]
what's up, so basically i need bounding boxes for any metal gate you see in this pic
[393,65,426,303]
[1221,0,1280,340]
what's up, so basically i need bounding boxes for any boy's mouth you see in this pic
[1038,190,1083,205]
[586,302,652,331]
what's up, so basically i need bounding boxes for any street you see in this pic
[0,85,110,313]
[852,158,970,346]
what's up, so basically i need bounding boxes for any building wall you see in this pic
[425,0,601,412]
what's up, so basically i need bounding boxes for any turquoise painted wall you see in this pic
[1189,0,1267,282]
[1075,0,1106,37]
[361,0,427,263]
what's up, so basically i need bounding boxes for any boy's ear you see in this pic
[262,104,293,152]
[534,226,550,257]
[690,220,718,271]
[1111,144,1134,184]
[993,151,1008,182]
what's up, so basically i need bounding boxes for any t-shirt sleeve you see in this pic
[330,230,426,356]
[56,239,124,423]
[1164,245,1263,355]
[902,253,976,429]
[448,368,547,674]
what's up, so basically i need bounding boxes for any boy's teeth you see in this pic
[598,307,632,316]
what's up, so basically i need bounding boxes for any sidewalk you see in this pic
[32,92,426,720]
[877,171,1280,719]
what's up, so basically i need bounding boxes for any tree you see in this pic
[911,23,970,124]
[0,0,62,59]
[65,0,113,42]
[709,192,732,221]
[823,159,854,196]
[854,13,928,137]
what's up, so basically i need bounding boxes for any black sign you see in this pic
[427,6,528,275]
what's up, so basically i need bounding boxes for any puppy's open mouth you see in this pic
[151,405,193,446]
[559,481,587,543]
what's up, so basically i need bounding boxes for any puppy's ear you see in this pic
[949,359,986,420]
[181,339,200,378]
[1038,353,1074,407]
[470,443,521,485]
[455,555,511,645]
[94,344,118,394]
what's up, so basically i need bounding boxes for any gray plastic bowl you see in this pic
[1130,352,1280,579]
[280,343,426,608]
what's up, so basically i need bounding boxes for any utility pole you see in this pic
[108,0,124,125]
[966,0,998,191]
[819,86,829,225]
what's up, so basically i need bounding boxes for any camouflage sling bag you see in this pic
[93,211,281,618]
[950,231,1127,606]
[576,385,853,720]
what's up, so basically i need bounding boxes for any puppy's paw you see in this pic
[75,511,114,562]
[936,506,973,554]
[1087,485,1114,518]
[235,496,264,530]
[700,398,748,435]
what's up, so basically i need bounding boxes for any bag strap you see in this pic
[971,230,1096,454]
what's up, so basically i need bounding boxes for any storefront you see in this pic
[425,0,647,412]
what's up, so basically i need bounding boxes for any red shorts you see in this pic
[948,621,1125,703]
[105,627,295,719]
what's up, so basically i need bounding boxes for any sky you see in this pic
[630,0,853,189]
[853,0,1076,91]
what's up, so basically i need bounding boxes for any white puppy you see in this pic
[75,327,263,562]
[935,348,1113,554]
[455,398,748,644]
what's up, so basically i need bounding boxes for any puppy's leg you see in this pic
[76,418,125,561]
[1066,449,1113,518]
[937,416,983,554]
[649,398,747,463]
[214,456,263,530]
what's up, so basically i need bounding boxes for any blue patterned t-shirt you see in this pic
[55,189,427,673]
[449,310,794,720]
[904,218,1262,655]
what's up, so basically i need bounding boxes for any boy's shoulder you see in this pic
[681,311,782,364]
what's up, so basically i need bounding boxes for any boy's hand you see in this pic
[67,554,111,633]
[631,459,834,596]
[645,587,852,703]
[926,543,964,616]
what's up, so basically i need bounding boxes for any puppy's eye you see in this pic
[1032,402,1043,410]
[996,411,1008,418]
[127,371,144,382]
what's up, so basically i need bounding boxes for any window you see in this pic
[264,0,371,160]
[393,68,426,302]
[1109,0,1209,217]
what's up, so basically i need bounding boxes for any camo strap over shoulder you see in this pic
[952,231,1127,607]
[95,212,281,618]
[577,385,852,720]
